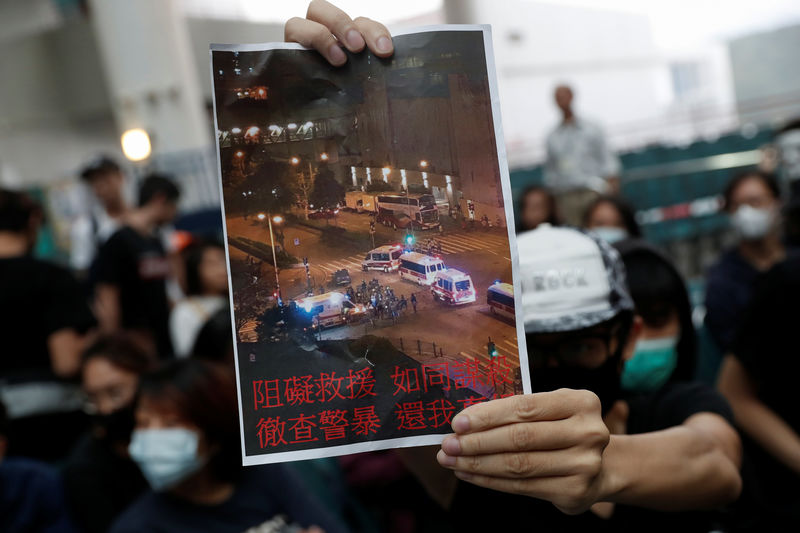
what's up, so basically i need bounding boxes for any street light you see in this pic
[235,150,245,158]
[320,152,329,161]
[290,156,300,165]
[231,127,242,134]
[419,160,428,168]
[121,128,151,162]
[258,212,283,306]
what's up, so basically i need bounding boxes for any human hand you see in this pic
[436,389,611,515]
[284,0,393,66]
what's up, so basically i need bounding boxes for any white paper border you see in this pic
[210,24,531,467]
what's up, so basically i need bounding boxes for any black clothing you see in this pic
[96,226,173,357]
[449,382,734,532]
[0,255,95,461]
[731,256,800,530]
[110,464,348,533]
[63,433,148,533]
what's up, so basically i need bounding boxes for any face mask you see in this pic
[592,226,629,244]
[93,404,135,444]
[128,428,205,491]
[731,205,775,240]
[531,351,622,416]
[621,336,678,393]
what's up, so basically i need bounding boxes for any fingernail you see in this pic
[452,414,470,433]
[376,36,392,53]
[437,449,456,466]
[346,29,364,50]
[454,471,473,481]
[441,436,462,456]
[328,44,346,65]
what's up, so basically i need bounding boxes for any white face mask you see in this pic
[731,205,775,240]
[128,428,205,491]
[591,226,629,244]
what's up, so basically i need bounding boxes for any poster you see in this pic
[210,26,531,465]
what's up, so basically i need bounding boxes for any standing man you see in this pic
[72,157,130,277]
[545,85,620,225]
[94,174,180,358]
[410,293,417,314]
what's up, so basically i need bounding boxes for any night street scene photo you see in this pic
[211,28,526,463]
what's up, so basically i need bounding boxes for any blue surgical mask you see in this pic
[128,428,205,491]
[621,336,678,393]
[592,226,629,244]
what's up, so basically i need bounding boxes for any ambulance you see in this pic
[398,252,446,285]
[431,268,476,305]
[487,282,515,319]
[294,291,366,329]
[361,244,404,272]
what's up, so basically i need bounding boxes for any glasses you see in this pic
[528,331,614,368]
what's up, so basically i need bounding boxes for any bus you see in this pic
[487,282,515,319]
[376,193,440,230]
[398,252,446,285]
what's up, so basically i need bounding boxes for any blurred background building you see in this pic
[1,0,800,275]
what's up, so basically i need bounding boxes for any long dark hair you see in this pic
[614,240,696,382]
[517,185,560,232]
[138,360,241,482]
[183,240,224,296]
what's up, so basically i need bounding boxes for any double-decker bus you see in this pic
[376,193,440,230]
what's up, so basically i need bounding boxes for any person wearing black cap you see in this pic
[72,156,131,277]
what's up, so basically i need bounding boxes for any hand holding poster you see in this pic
[211,26,531,465]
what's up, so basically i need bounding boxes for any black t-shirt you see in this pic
[63,433,148,533]
[95,226,172,357]
[0,255,95,381]
[449,382,734,532]
[731,256,800,524]
[109,464,348,533]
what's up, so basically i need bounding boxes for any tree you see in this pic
[243,160,297,218]
[310,164,345,210]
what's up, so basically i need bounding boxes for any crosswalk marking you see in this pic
[503,339,518,350]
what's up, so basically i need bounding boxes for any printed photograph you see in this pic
[212,27,527,463]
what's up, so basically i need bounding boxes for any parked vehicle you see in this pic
[487,282,515,318]
[377,208,418,230]
[332,268,351,286]
[308,207,339,219]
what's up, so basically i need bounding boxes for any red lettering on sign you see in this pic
[352,406,381,436]
[256,417,287,448]
[458,396,488,409]
[346,367,377,399]
[391,367,421,396]
[426,398,456,428]
[284,375,316,406]
[422,363,450,392]
[314,372,347,402]
[395,401,427,430]
[253,379,283,409]
[451,360,484,390]
[486,356,514,398]
[318,409,349,441]
[287,413,318,444]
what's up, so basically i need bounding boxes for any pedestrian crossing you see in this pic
[308,232,512,274]
[459,337,520,366]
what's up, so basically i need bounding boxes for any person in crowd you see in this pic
[704,170,798,354]
[541,83,620,226]
[613,240,697,392]
[191,307,235,364]
[517,185,559,232]
[63,334,154,533]
[287,9,741,527]
[0,188,95,461]
[717,254,800,531]
[94,174,180,358]
[0,401,78,533]
[110,359,346,533]
[71,156,130,276]
[170,240,229,358]
[583,195,642,244]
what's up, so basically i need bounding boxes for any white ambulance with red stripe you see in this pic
[398,252,446,285]
[361,244,404,273]
[431,268,476,305]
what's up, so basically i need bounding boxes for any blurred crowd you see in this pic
[3,3,800,532]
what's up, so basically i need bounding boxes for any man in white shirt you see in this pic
[71,157,130,275]
[545,85,620,225]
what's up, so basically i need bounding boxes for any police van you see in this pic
[294,291,366,329]
[431,268,476,305]
[487,282,515,319]
[361,244,404,272]
[398,252,446,285]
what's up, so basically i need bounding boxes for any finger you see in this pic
[441,419,587,457]
[438,448,589,479]
[306,0,365,53]
[284,17,347,66]
[353,16,394,57]
[452,389,595,435]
